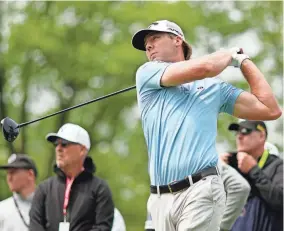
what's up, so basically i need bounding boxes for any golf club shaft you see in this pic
[17,85,136,128]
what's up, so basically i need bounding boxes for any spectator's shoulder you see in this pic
[0,197,14,216]
[35,176,58,192]
[0,196,13,209]
[90,176,112,196]
[270,155,283,166]
[92,175,110,187]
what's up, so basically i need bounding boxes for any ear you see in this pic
[79,146,87,158]
[260,131,266,142]
[174,36,183,47]
[28,169,35,180]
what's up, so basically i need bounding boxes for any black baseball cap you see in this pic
[0,154,38,177]
[228,120,267,137]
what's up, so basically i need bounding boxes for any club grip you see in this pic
[237,48,243,54]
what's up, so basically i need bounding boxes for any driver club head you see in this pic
[1,117,20,142]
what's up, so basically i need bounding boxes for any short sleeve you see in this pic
[136,61,171,94]
[219,81,244,115]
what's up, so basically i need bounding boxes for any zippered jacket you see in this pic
[29,156,114,231]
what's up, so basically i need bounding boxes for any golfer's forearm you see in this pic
[241,59,282,118]
[161,50,232,86]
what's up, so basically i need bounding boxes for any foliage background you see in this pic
[0,1,283,230]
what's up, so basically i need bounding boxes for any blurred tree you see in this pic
[0,1,282,230]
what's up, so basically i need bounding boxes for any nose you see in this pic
[146,43,153,52]
[56,144,63,152]
[237,133,245,140]
[7,173,12,181]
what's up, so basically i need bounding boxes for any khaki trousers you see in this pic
[147,175,226,231]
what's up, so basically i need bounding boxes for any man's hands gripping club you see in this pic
[222,47,250,68]
[229,47,250,68]
[160,46,249,87]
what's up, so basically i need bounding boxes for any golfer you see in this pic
[132,20,281,231]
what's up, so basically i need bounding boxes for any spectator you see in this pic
[112,208,126,231]
[220,120,283,231]
[29,123,114,231]
[264,141,280,156]
[0,154,37,231]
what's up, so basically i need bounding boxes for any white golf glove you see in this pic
[220,47,250,68]
[227,47,250,68]
[231,53,250,68]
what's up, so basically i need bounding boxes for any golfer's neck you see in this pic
[63,164,84,179]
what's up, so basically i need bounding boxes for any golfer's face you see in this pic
[144,32,179,62]
[55,139,83,169]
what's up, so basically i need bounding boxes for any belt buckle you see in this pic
[168,180,177,194]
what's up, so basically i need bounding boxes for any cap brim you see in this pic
[45,133,80,146]
[0,163,32,170]
[46,133,62,143]
[228,123,240,131]
[132,29,156,51]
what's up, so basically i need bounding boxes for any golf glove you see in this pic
[231,53,250,68]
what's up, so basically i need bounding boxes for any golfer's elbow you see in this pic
[265,104,282,120]
[269,108,282,120]
[254,108,282,121]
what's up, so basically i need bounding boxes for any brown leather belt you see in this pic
[150,167,219,194]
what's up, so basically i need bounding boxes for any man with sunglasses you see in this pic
[29,123,114,231]
[220,120,283,231]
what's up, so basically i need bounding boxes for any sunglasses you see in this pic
[53,139,78,148]
[236,127,254,135]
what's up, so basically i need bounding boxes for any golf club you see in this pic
[1,85,136,142]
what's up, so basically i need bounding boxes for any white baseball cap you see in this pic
[265,142,279,156]
[132,20,192,60]
[46,123,91,150]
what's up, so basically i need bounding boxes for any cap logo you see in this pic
[257,124,265,132]
[59,127,65,133]
[167,27,183,37]
[8,154,17,164]
[148,22,159,28]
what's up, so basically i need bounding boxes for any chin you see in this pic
[8,186,18,192]
[238,147,249,153]
[56,161,65,168]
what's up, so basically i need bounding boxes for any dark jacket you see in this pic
[228,152,283,231]
[29,156,114,231]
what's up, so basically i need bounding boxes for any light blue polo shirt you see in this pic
[136,61,243,185]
